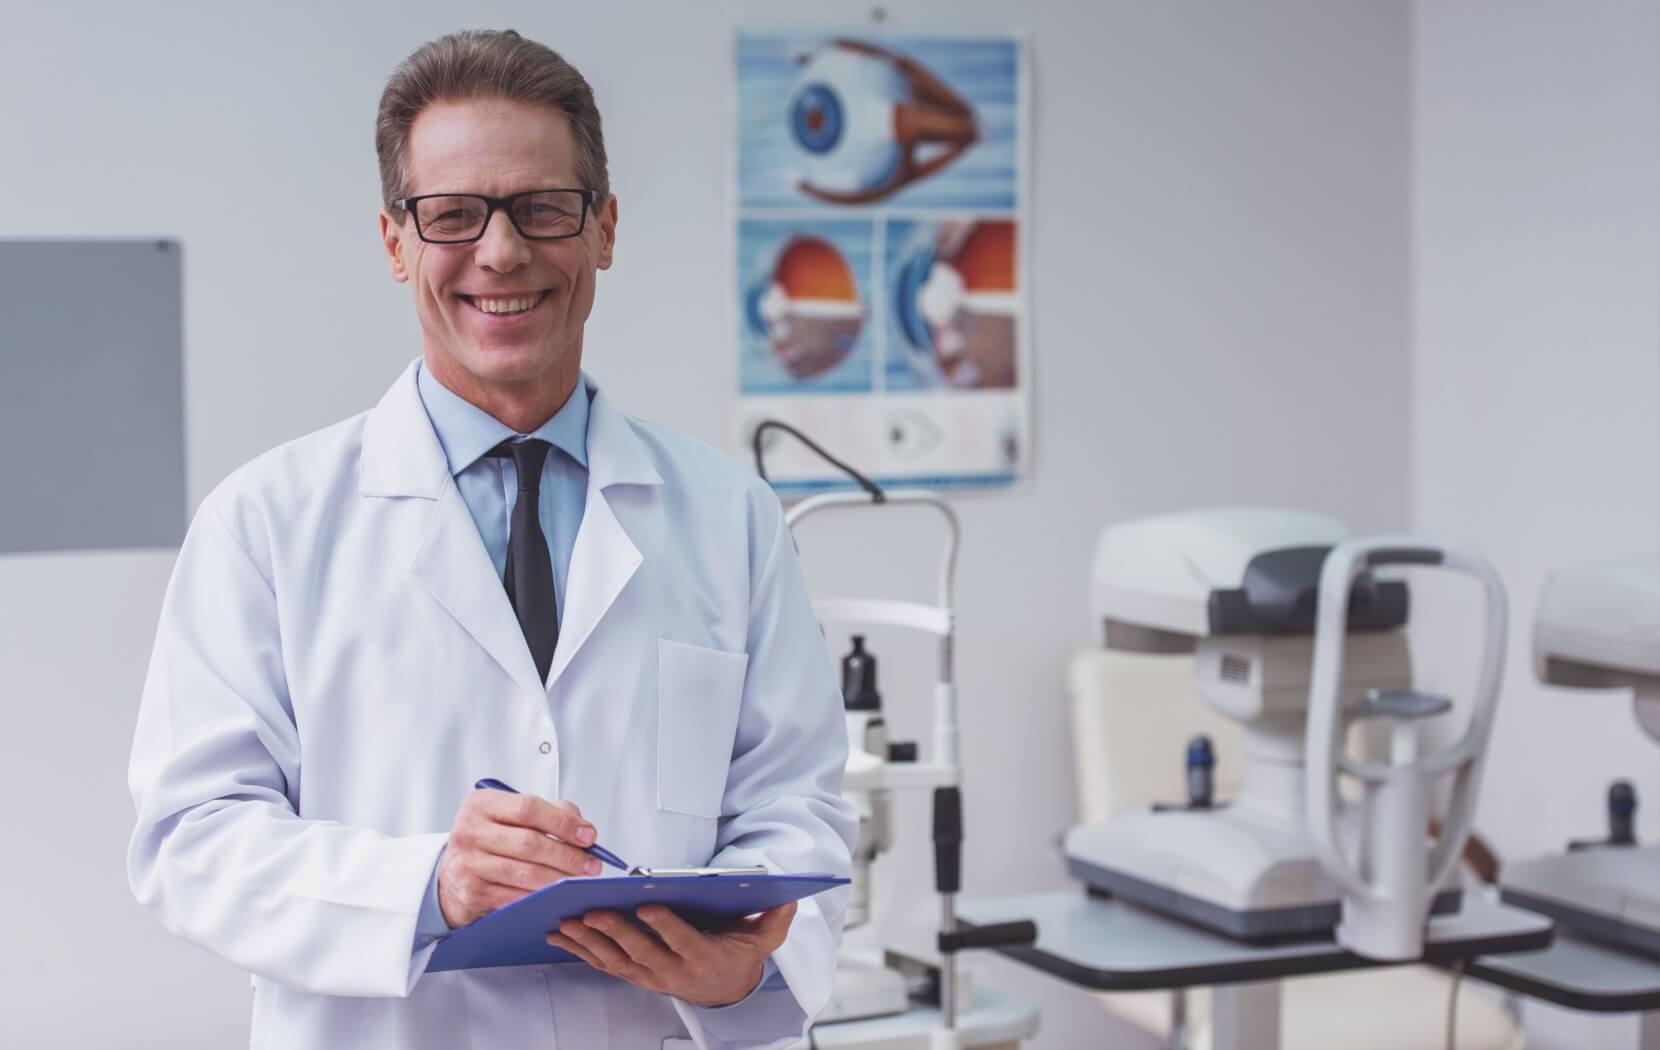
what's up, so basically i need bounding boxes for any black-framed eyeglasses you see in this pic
[391,188,597,244]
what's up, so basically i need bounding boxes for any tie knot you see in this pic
[487,438,552,493]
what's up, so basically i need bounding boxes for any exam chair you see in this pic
[1069,648,1525,1050]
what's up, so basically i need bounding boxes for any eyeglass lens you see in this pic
[414,191,587,242]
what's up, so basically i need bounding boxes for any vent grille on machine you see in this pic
[1220,653,1252,684]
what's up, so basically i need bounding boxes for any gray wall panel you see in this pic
[0,240,185,553]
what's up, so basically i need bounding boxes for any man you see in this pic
[128,29,855,1050]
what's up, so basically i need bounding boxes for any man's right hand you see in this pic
[438,787,601,928]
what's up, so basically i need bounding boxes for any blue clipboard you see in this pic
[426,871,849,973]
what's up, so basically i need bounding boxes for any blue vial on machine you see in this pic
[1186,735,1215,809]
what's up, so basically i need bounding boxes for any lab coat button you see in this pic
[539,741,552,754]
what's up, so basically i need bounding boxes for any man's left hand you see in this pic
[547,901,796,1007]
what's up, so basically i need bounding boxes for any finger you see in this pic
[703,900,796,956]
[636,904,708,957]
[547,932,605,970]
[474,822,601,878]
[478,791,595,846]
[560,917,636,974]
[587,910,678,972]
[710,901,796,939]
[751,901,798,948]
[467,851,576,893]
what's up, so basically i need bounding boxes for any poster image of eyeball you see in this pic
[736,34,1018,211]
[786,40,978,205]
[739,219,875,394]
[886,219,1019,390]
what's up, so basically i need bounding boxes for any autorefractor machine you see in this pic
[1063,508,1509,960]
[1501,554,1660,955]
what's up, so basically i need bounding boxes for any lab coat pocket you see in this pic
[657,638,749,818]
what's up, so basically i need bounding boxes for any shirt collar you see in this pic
[416,359,591,476]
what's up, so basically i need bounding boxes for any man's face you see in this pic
[380,97,617,389]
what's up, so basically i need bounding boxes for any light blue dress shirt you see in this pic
[417,360,591,619]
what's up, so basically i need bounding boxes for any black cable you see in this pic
[751,419,886,502]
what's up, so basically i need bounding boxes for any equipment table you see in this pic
[1455,934,1660,1049]
[956,891,1552,1050]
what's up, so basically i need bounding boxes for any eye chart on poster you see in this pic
[732,32,1032,490]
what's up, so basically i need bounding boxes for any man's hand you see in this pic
[438,788,600,928]
[547,901,797,1007]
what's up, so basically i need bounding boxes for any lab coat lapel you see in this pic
[361,361,545,699]
[546,385,662,686]
[412,483,546,697]
[548,485,639,686]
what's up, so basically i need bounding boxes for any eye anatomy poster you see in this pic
[733,32,1031,491]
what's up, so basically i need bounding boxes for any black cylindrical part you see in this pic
[842,635,882,711]
[939,920,1038,954]
[934,787,963,894]
[1609,780,1638,846]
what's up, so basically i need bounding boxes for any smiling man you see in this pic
[127,29,855,1050]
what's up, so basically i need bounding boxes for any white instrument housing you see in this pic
[1534,555,1660,738]
[1091,508,1348,641]
[1502,554,1660,958]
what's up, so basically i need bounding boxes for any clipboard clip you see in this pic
[632,866,771,878]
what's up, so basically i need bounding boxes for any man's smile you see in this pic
[458,289,553,316]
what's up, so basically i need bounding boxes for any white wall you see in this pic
[1413,0,1660,899]
[0,2,1410,1047]
[1413,2,1660,1045]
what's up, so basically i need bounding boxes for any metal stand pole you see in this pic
[940,893,959,1029]
[1167,989,1188,1050]
[1211,981,1282,1050]
[1638,1010,1660,1050]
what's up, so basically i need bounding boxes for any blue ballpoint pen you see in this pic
[474,777,639,875]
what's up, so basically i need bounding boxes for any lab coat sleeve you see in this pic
[127,498,450,997]
[675,486,859,1049]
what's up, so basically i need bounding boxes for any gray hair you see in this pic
[375,29,609,210]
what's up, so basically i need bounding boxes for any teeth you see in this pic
[470,293,542,315]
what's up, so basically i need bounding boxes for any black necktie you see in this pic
[486,439,558,682]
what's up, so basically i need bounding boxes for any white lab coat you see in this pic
[127,361,856,1050]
